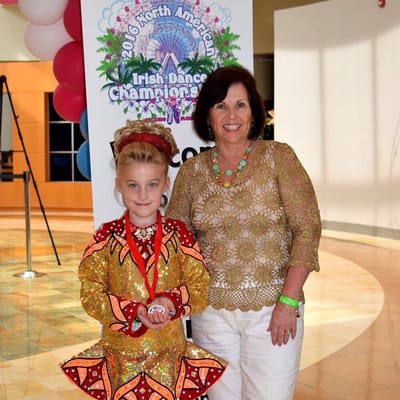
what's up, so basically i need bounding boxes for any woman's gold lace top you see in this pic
[166,140,321,311]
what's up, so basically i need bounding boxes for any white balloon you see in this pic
[19,0,69,26]
[24,19,72,61]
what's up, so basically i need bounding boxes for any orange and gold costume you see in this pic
[61,216,226,400]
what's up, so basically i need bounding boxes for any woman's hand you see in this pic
[268,265,308,345]
[267,301,298,346]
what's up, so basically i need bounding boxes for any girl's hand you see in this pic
[154,296,177,317]
[135,305,166,330]
[136,298,176,330]
[147,297,176,324]
[267,302,298,346]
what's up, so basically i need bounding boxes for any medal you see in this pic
[148,304,166,315]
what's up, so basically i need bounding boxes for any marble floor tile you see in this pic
[0,211,399,399]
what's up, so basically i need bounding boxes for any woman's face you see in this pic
[208,82,252,147]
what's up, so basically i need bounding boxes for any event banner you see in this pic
[80,0,253,228]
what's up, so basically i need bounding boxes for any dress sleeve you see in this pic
[79,237,147,337]
[275,143,321,272]
[157,220,210,316]
[166,160,195,233]
[176,235,210,315]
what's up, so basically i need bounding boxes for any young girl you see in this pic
[61,120,226,400]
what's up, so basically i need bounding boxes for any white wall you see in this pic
[0,5,36,61]
[275,0,400,237]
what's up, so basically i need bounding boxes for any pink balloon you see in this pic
[19,0,68,25]
[0,0,18,5]
[24,19,72,60]
[53,84,86,123]
[53,41,85,92]
[63,0,82,42]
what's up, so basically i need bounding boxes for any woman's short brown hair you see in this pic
[193,66,266,142]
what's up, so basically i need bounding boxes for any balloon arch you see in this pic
[0,0,90,178]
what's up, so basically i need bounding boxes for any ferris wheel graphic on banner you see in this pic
[96,0,241,123]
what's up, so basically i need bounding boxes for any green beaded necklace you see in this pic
[212,146,252,188]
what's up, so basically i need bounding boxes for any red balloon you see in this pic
[53,41,85,92]
[53,84,86,123]
[63,0,82,42]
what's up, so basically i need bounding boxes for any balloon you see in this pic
[0,0,19,5]
[19,0,68,26]
[63,0,82,42]
[53,84,86,123]
[53,41,85,92]
[76,140,91,180]
[24,19,72,60]
[79,108,88,139]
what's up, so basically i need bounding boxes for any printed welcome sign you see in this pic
[81,0,252,226]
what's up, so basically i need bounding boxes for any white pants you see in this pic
[191,304,304,400]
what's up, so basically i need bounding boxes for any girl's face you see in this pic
[208,82,252,147]
[116,161,170,227]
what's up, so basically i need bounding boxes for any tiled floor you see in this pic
[0,211,399,399]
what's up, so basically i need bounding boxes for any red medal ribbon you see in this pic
[125,210,162,301]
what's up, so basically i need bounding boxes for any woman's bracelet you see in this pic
[278,294,299,309]
[278,295,301,318]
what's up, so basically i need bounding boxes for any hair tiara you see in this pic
[117,132,173,161]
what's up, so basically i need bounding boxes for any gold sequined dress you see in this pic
[166,141,321,311]
[60,216,226,400]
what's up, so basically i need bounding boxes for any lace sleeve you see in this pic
[275,142,321,271]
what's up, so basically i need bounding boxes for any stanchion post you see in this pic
[13,171,46,279]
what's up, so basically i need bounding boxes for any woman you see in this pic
[166,66,321,400]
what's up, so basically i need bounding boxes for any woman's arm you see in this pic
[268,142,321,345]
[276,142,321,272]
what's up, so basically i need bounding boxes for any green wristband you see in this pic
[278,294,299,309]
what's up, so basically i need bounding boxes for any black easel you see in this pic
[0,75,61,266]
